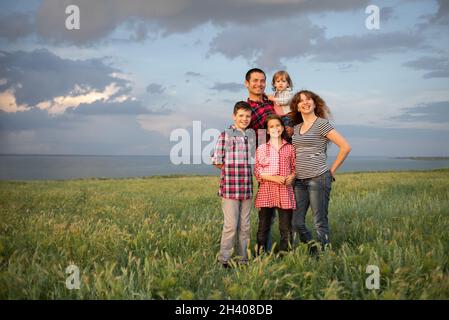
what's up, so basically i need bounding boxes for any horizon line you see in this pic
[1,153,449,158]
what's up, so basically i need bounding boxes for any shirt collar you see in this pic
[266,138,288,148]
[247,94,270,105]
[228,125,248,136]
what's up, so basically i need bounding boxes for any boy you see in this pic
[211,101,254,268]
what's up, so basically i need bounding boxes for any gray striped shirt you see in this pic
[292,117,334,179]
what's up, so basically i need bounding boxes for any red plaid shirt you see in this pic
[211,125,254,200]
[247,95,275,143]
[254,140,296,209]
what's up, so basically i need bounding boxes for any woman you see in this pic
[290,90,351,255]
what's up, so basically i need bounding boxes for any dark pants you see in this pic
[257,207,292,253]
[265,210,276,251]
[292,171,332,248]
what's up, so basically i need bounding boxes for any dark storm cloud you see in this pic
[403,56,449,78]
[146,83,165,94]
[0,13,35,41]
[394,101,449,123]
[209,16,425,69]
[429,0,449,24]
[209,17,325,70]
[310,32,425,63]
[23,0,370,45]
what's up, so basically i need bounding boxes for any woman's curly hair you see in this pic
[290,90,331,125]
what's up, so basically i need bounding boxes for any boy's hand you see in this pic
[268,95,275,101]
[214,164,224,170]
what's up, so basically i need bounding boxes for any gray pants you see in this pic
[219,198,252,263]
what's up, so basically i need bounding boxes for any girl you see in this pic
[290,90,351,255]
[254,114,296,254]
[268,70,294,128]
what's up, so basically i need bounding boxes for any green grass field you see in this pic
[1,169,448,299]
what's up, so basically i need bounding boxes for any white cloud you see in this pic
[109,72,134,81]
[36,83,123,115]
[0,88,31,113]
[112,95,130,103]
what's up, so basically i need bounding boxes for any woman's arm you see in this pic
[325,129,351,177]
[285,146,296,185]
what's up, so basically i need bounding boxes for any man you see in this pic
[244,68,281,253]
[245,68,294,144]
[245,68,275,145]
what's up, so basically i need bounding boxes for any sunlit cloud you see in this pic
[36,83,126,115]
[0,88,31,113]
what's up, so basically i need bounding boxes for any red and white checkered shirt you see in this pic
[211,125,254,200]
[254,140,296,209]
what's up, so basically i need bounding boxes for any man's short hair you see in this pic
[233,101,252,115]
[245,68,266,81]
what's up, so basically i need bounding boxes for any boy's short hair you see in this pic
[233,101,252,115]
[245,68,266,81]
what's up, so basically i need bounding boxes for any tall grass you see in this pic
[0,170,448,299]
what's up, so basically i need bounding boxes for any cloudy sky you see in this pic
[0,0,448,156]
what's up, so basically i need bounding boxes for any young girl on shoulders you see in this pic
[268,70,294,129]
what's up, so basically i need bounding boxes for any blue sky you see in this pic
[0,0,448,156]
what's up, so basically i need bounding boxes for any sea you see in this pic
[1,155,449,181]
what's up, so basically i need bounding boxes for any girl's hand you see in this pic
[268,95,275,102]
[285,174,295,186]
[271,176,286,185]
[262,175,287,184]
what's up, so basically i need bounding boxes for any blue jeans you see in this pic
[292,171,332,248]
